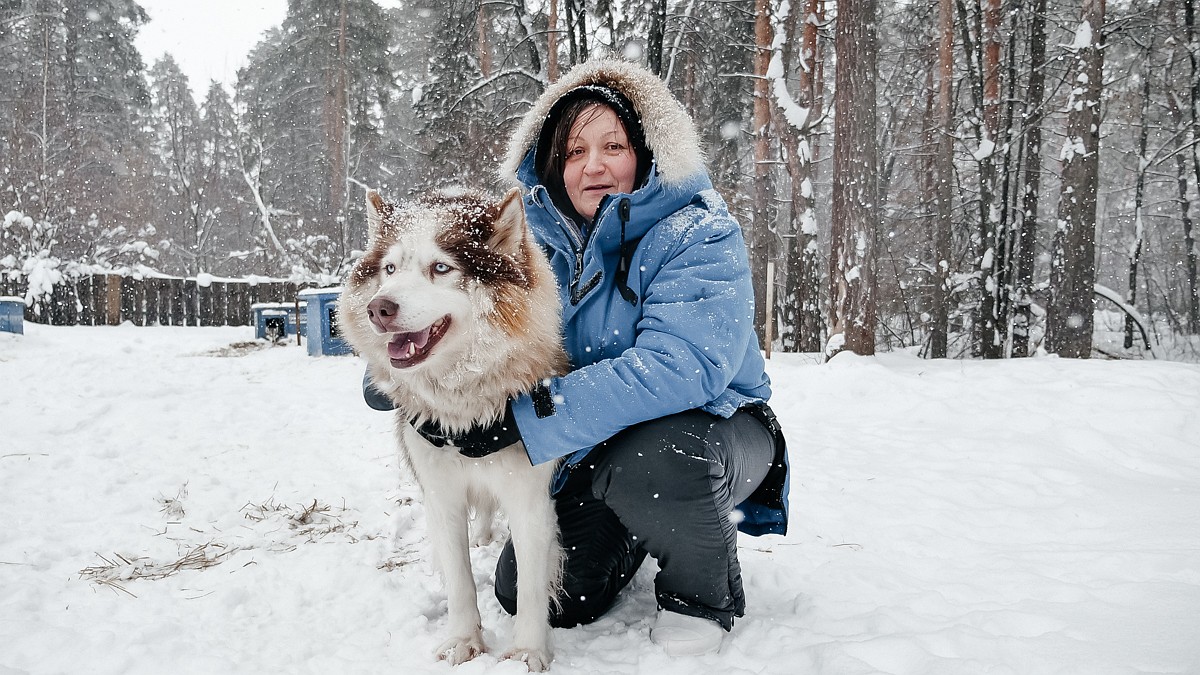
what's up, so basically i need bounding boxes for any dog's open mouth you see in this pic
[387,315,451,368]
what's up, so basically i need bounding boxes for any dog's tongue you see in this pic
[388,327,432,359]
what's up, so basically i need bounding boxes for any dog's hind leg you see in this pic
[422,479,487,665]
[494,460,562,672]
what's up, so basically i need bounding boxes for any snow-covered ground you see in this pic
[2,324,1198,675]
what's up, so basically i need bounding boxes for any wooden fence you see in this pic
[0,273,315,327]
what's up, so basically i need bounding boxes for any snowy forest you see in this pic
[1,0,1198,361]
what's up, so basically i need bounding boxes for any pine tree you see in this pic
[148,56,202,274]
[828,0,879,357]
[237,0,393,274]
[0,0,151,265]
[195,82,248,275]
[415,0,498,188]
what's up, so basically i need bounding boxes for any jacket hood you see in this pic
[501,58,706,189]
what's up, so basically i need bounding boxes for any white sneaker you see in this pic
[649,610,724,656]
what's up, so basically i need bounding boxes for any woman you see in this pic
[373,58,789,656]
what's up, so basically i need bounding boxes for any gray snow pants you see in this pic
[494,406,776,630]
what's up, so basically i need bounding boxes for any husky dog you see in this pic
[337,188,567,671]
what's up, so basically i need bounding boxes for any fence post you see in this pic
[145,278,159,326]
[155,278,168,325]
[238,282,248,325]
[183,279,198,326]
[104,274,122,325]
[78,275,93,326]
[49,281,67,325]
[168,278,182,326]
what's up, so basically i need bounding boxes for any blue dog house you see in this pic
[298,287,352,356]
[0,296,25,335]
[251,302,306,341]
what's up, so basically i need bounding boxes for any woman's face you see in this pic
[562,104,638,220]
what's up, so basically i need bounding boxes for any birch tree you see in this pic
[751,0,776,347]
[774,0,826,353]
[1125,34,1153,349]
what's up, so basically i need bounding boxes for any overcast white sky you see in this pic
[134,0,288,94]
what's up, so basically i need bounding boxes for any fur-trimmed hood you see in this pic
[500,58,706,188]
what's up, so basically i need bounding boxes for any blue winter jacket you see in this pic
[502,62,788,536]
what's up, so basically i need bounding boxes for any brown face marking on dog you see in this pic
[433,194,530,290]
[431,192,542,337]
[491,259,541,336]
[352,194,404,289]
[352,245,386,289]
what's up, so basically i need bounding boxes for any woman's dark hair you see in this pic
[534,85,653,221]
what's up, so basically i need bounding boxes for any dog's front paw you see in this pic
[434,633,486,665]
[502,647,553,672]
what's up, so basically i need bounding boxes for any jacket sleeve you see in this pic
[511,208,758,465]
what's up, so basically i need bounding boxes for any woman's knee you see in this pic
[592,410,725,507]
[493,536,645,628]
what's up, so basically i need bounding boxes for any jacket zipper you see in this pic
[534,188,616,305]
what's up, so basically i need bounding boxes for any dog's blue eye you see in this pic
[432,262,452,275]
[384,263,396,275]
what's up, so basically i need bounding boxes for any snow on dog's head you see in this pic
[339,187,547,375]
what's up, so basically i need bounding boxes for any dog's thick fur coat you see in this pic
[337,188,567,671]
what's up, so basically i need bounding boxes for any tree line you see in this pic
[1,0,1197,359]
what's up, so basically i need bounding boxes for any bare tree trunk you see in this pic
[995,6,1022,357]
[564,0,588,66]
[921,64,938,353]
[238,140,290,268]
[325,0,349,256]
[477,0,492,78]
[751,0,775,350]
[1047,0,1106,358]
[1126,40,1153,348]
[647,0,667,76]
[976,0,1003,358]
[548,0,558,82]
[1011,0,1047,357]
[40,17,50,207]
[779,0,824,353]
[1184,0,1200,332]
[828,0,878,358]
[928,0,955,359]
[1169,98,1198,334]
[664,0,698,86]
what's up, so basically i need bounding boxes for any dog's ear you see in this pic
[488,187,529,257]
[365,190,392,244]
